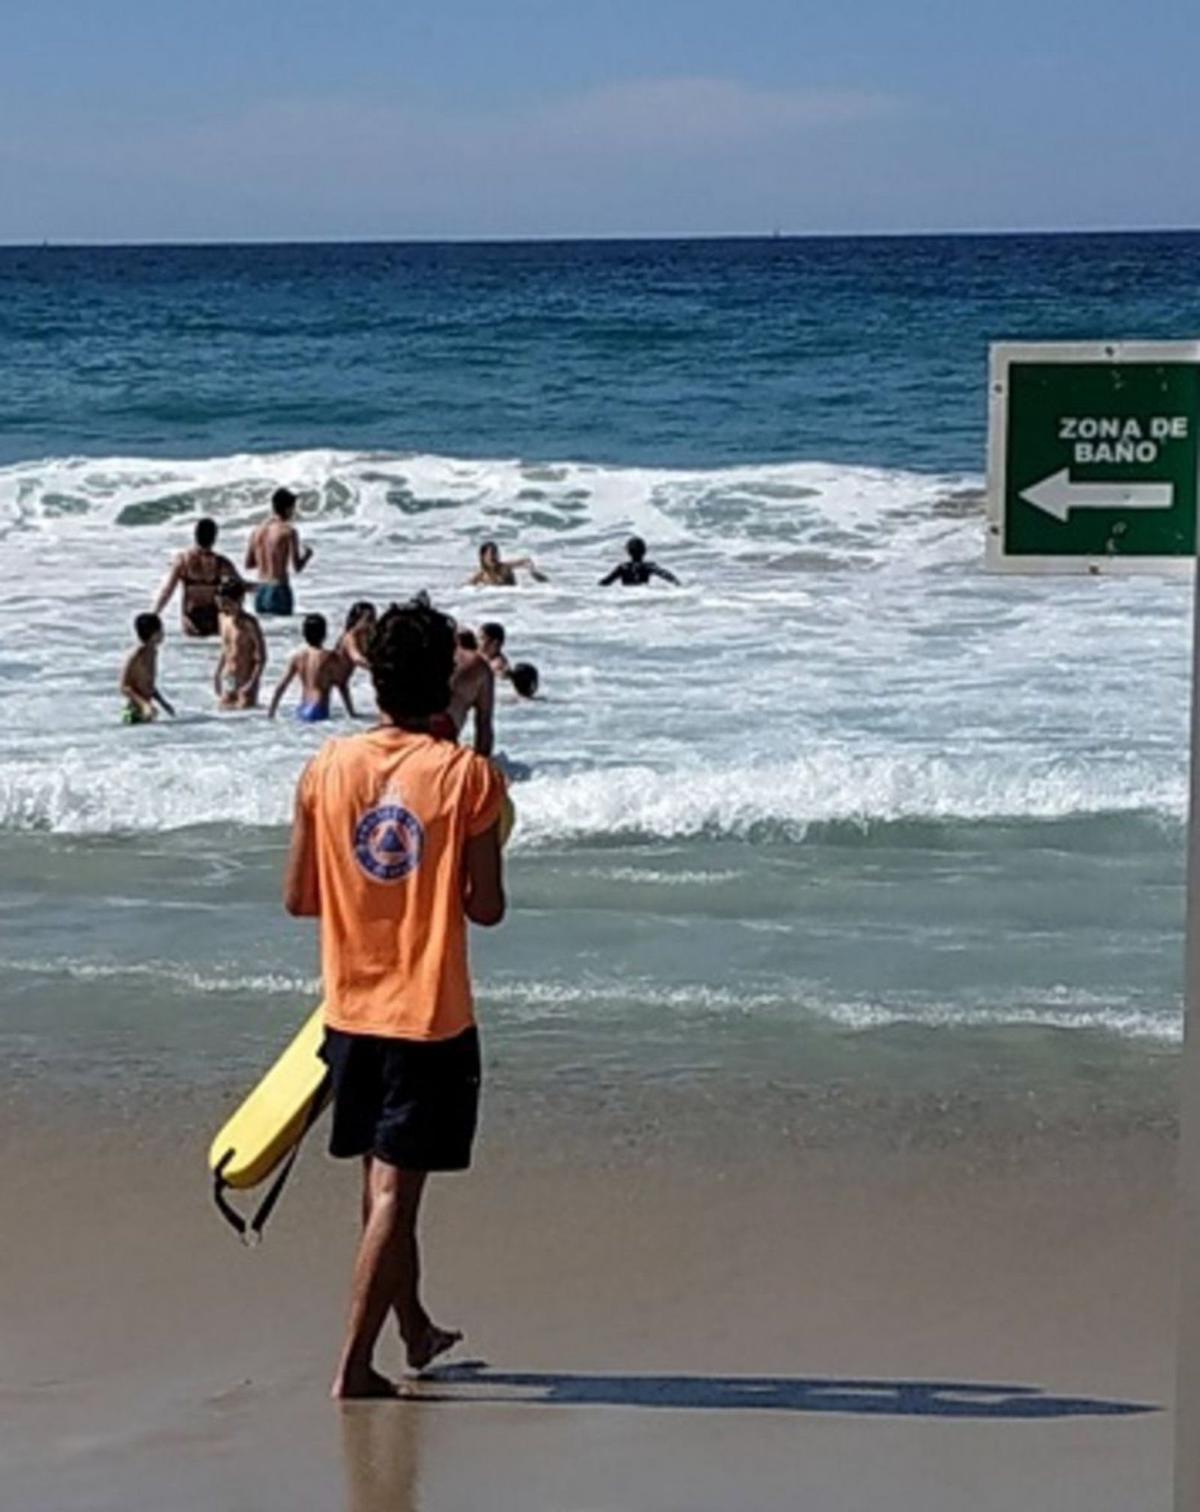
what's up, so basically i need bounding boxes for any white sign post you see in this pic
[1179,569,1200,1510]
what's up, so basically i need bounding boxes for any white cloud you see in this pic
[33,76,900,182]
[230,78,901,190]
[516,76,902,155]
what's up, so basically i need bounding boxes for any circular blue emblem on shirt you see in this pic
[353,803,424,882]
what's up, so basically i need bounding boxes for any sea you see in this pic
[1,233,1195,1141]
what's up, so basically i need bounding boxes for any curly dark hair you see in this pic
[367,599,456,719]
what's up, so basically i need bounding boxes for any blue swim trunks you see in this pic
[297,701,330,723]
[254,583,294,616]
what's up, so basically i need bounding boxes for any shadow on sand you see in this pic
[414,1362,1155,1420]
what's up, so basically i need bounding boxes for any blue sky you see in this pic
[1,0,1197,241]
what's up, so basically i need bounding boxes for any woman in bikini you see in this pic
[153,518,243,637]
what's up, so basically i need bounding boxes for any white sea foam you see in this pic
[596,866,746,885]
[0,744,1185,839]
[0,956,319,997]
[0,447,1190,842]
[9,952,1170,1046]
[477,978,1182,1045]
[809,993,1181,1046]
[515,754,1186,845]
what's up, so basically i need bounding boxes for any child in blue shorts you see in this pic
[267,613,356,723]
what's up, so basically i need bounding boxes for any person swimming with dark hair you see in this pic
[268,612,355,722]
[510,662,539,699]
[283,594,506,1398]
[599,536,679,587]
[153,517,244,637]
[468,541,548,587]
[456,628,479,652]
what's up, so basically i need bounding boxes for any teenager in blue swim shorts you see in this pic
[245,487,313,616]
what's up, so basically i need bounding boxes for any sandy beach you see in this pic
[0,1066,1177,1512]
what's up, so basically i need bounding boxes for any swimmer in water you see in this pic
[468,541,548,587]
[509,662,540,700]
[153,518,244,637]
[599,536,679,587]
[268,613,355,722]
[120,613,175,724]
[214,581,267,710]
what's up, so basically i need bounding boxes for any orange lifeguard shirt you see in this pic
[299,727,505,1041]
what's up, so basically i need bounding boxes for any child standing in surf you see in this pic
[119,613,176,724]
[214,581,267,710]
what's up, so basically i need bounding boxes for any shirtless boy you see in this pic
[468,541,547,587]
[268,614,355,722]
[447,635,495,755]
[478,622,510,679]
[120,613,176,724]
[246,487,314,616]
[335,602,377,681]
[214,581,267,709]
[154,518,242,636]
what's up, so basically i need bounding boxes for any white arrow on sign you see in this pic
[1020,468,1174,523]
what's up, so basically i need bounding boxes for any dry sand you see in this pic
[0,1082,1178,1511]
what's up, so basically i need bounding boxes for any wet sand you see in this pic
[0,1073,1178,1512]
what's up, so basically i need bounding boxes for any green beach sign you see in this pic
[987,341,1200,569]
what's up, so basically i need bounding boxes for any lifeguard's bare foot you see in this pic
[407,1324,462,1373]
[331,1365,400,1400]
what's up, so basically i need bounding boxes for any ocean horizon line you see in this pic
[2,224,1199,252]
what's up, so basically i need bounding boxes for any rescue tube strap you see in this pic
[212,1071,332,1244]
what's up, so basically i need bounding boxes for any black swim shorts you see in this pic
[319,1026,481,1171]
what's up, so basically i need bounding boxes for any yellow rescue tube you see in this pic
[208,1006,329,1190]
[209,792,516,1196]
